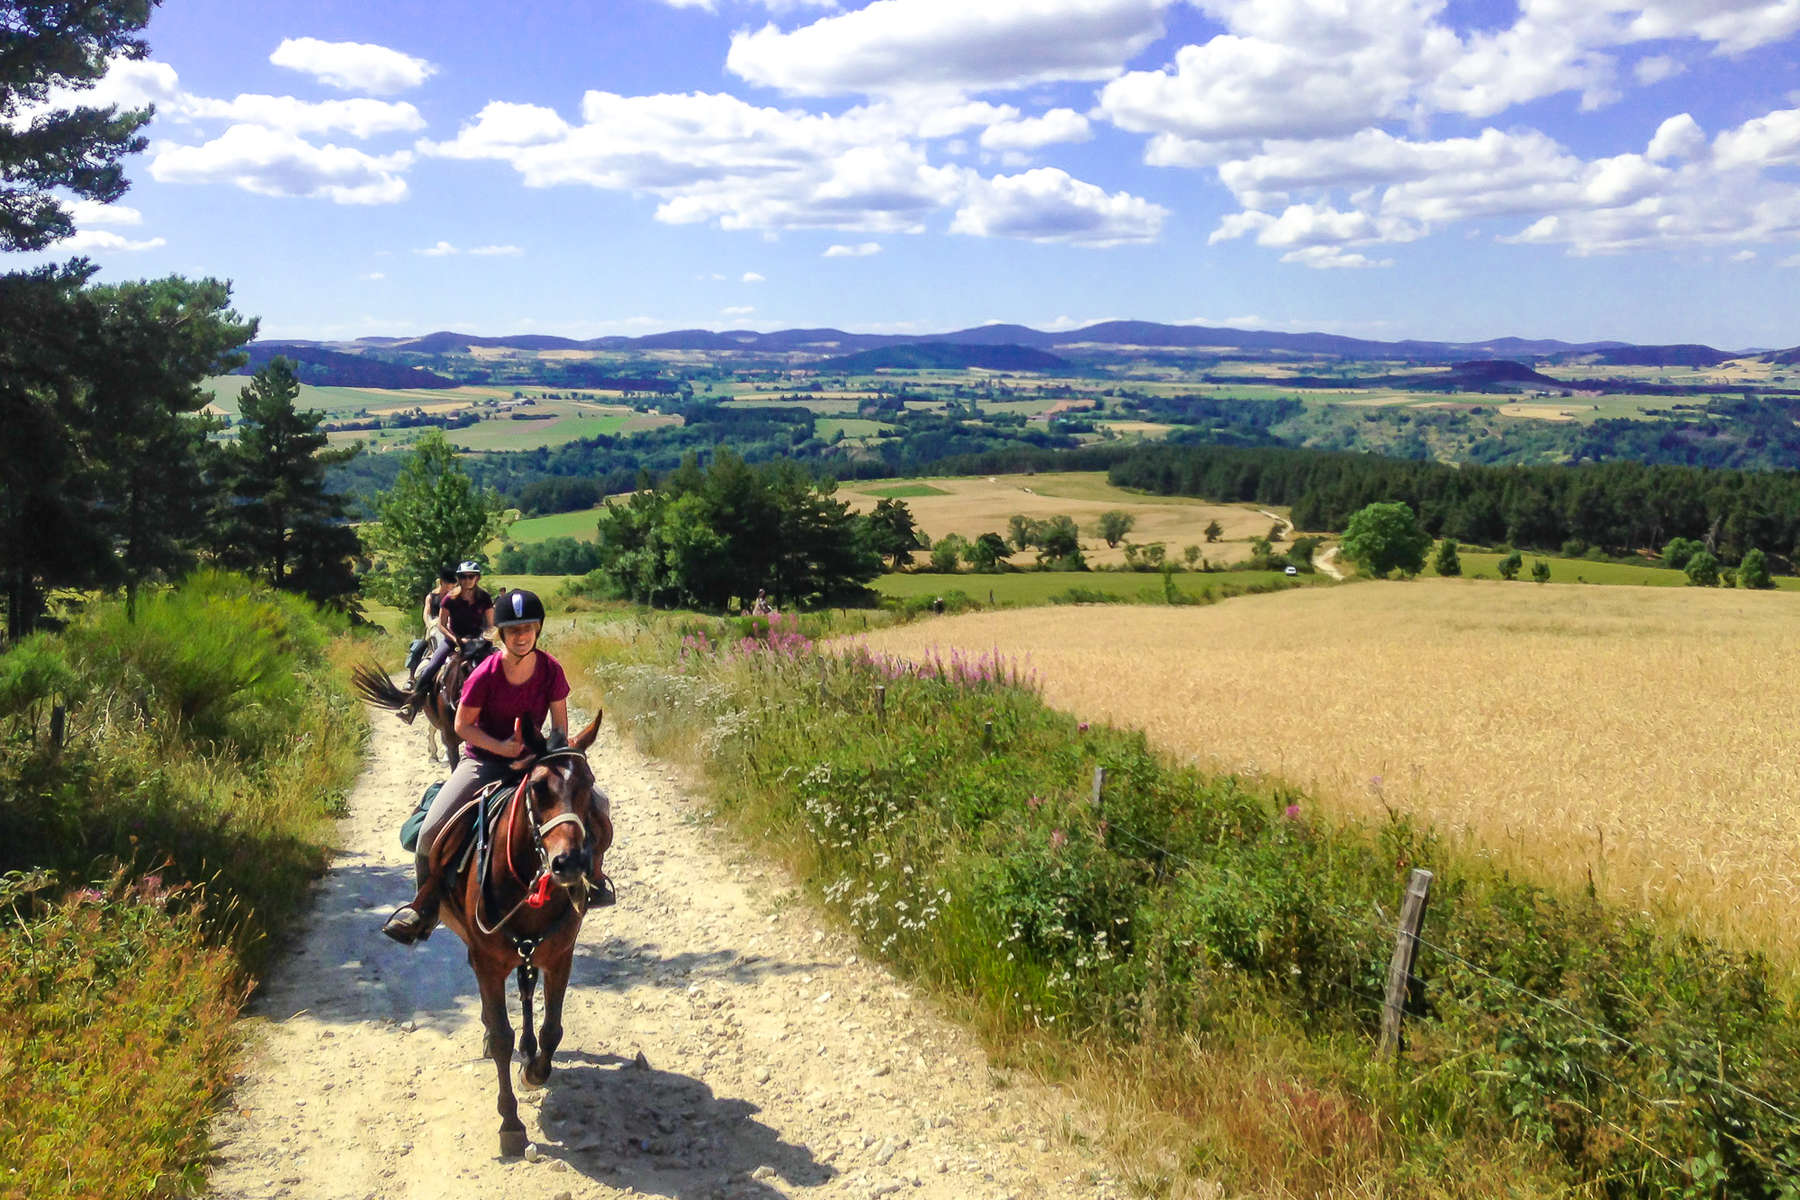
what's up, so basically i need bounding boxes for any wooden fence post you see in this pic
[1379,868,1434,1057]
[1090,766,1107,814]
[875,685,886,725]
[983,720,994,750]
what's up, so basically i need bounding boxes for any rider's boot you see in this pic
[381,852,442,945]
[398,675,428,725]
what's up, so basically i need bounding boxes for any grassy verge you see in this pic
[573,614,1800,1198]
[0,571,367,1197]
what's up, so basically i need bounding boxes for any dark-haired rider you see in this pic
[383,588,597,944]
[402,561,491,723]
[405,566,458,684]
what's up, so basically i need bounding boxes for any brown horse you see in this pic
[428,710,612,1156]
[351,638,491,766]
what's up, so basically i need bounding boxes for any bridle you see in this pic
[473,747,598,949]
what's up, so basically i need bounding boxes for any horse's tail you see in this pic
[350,662,410,712]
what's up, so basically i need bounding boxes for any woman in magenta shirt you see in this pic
[383,587,572,944]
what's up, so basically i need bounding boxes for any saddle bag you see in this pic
[400,780,445,853]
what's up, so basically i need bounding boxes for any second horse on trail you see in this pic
[352,638,492,766]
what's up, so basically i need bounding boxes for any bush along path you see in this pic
[204,693,1126,1200]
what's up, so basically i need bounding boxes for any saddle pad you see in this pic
[398,780,444,853]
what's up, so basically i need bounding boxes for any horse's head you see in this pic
[519,711,610,893]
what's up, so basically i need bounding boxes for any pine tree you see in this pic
[220,357,360,609]
[79,277,256,619]
[0,0,158,251]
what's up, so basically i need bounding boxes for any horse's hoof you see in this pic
[498,1128,528,1158]
[519,1062,550,1090]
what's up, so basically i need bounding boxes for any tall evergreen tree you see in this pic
[0,0,164,637]
[80,276,256,619]
[0,261,103,636]
[0,0,159,252]
[219,356,360,609]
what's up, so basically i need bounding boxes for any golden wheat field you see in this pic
[848,580,1800,962]
[841,472,1301,568]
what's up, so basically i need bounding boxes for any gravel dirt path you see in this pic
[205,701,1124,1200]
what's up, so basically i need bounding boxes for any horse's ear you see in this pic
[572,709,603,751]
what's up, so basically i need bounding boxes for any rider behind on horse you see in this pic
[404,560,492,723]
[405,566,458,682]
[383,587,572,945]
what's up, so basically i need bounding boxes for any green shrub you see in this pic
[0,572,366,1198]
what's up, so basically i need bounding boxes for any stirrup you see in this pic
[381,904,434,945]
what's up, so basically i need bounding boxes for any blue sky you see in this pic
[25,0,1800,348]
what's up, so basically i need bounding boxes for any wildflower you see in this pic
[1077,721,1089,732]
[1049,828,1067,850]
[1284,804,1301,820]
[76,888,104,905]
[1026,795,1042,810]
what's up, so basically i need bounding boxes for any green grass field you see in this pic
[448,408,633,451]
[815,417,893,440]
[1430,550,1800,589]
[874,567,1325,603]
[851,482,949,498]
[506,507,604,543]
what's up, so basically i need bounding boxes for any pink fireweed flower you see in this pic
[1049,828,1068,850]
[1077,721,1089,733]
[1027,795,1042,810]
[1284,804,1301,820]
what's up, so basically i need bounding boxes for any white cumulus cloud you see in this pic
[951,167,1166,246]
[56,229,166,253]
[180,94,425,138]
[980,108,1091,153]
[824,241,882,256]
[269,38,437,94]
[741,271,766,281]
[149,125,411,203]
[469,244,523,256]
[727,0,1170,96]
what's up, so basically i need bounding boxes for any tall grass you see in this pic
[579,617,1800,1198]
[0,570,367,1196]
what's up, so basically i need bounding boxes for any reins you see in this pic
[470,748,595,953]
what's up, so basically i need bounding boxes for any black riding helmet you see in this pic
[493,588,546,629]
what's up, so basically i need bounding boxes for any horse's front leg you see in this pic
[516,963,539,1072]
[522,950,571,1088]
[473,955,527,1157]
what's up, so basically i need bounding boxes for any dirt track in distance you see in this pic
[204,701,1124,1200]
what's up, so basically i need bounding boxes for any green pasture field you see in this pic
[447,408,635,451]
[815,417,892,439]
[507,507,605,543]
[1432,550,1800,589]
[874,567,1323,603]
[851,482,949,498]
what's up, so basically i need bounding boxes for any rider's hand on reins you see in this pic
[497,717,525,760]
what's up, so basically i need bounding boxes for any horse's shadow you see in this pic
[528,1052,836,1197]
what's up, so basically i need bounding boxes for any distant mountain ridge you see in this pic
[267,321,1757,367]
